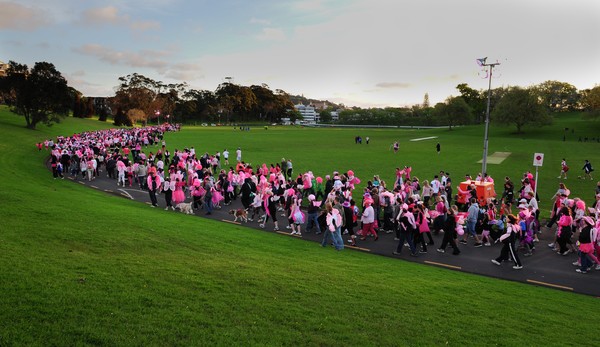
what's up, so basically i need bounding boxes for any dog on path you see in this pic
[175,202,194,215]
[228,208,248,223]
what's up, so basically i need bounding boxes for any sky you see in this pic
[1,0,599,108]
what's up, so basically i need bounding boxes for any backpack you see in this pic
[477,208,486,224]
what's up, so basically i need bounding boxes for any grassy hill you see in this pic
[0,106,599,346]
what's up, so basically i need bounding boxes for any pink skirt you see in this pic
[172,190,185,204]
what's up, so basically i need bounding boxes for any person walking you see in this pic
[146,169,161,208]
[558,158,569,179]
[582,160,594,180]
[491,214,523,269]
[393,204,418,256]
[437,205,461,255]
[359,197,379,241]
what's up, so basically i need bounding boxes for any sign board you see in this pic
[533,153,544,167]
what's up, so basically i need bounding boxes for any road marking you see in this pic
[118,189,134,200]
[222,219,241,225]
[345,244,371,252]
[275,230,301,237]
[91,185,99,189]
[78,181,85,185]
[424,261,462,270]
[409,136,438,142]
[104,190,113,193]
[526,279,573,291]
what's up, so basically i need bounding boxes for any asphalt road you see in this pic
[63,170,599,297]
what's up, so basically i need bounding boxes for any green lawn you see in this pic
[1,106,599,346]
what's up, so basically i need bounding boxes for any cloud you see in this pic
[164,62,204,81]
[375,82,412,89]
[72,44,203,82]
[0,2,51,31]
[130,20,161,31]
[81,6,129,25]
[255,27,286,41]
[292,0,324,11]
[250,17,271,25]
[73,44,168,71]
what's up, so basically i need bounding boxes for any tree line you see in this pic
[0,59,599,131]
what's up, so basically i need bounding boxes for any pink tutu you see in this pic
[212,190,224,205]
[172,189,185,204]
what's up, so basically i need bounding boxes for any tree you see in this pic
[1,61,72,129]
[456,83,485,123]
[534,80,579,112]
[422,92,430,108]
[319,109,332,123]
[491,86,552,133]
[215,82,257,122]
[437,96,472,130]
[581,85,600,119]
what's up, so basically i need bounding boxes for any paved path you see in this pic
[64,170,599,297]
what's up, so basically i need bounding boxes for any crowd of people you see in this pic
[41,125,600,274]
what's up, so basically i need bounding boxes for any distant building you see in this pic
[0,60,9,77]
[330,110,339,122]
[294,103,319,124]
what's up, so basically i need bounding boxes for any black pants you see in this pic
[193,195,203,209]
[496,240,521,266]
[149,189,158,206]
[395,229,416,254]
[557,228,573,253]
[164,190,173,208]
[439,231,460,254]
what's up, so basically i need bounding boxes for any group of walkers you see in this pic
[42,124,600,274]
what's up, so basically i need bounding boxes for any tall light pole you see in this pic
[478,57,500,176]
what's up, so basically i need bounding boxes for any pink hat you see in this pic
[316,176,323,184]
[582,216,595,225]
[308,194,315,201]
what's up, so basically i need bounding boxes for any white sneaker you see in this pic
[547,243,555,248]
[572,261,580,266]
[513,265,523,270]
[595,264,600,270]
[259,224,265,228]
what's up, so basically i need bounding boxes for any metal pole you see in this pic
[534,166,539,198]
[481,62,498,176]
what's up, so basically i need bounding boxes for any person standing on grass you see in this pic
[437,205,461,255]
[236,147,242,162]
[491,214,523,269]
[558,158,569,179]
[436,142,441,155]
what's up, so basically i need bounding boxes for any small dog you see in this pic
[175,202,194,215]
[229,208,248,223]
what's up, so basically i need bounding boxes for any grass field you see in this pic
[1,106,599,346]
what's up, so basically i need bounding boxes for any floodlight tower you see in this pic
[478,57,500,176]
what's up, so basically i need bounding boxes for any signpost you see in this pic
[533,153,544,197]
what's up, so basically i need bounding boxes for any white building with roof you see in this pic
[294,103,319,124]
